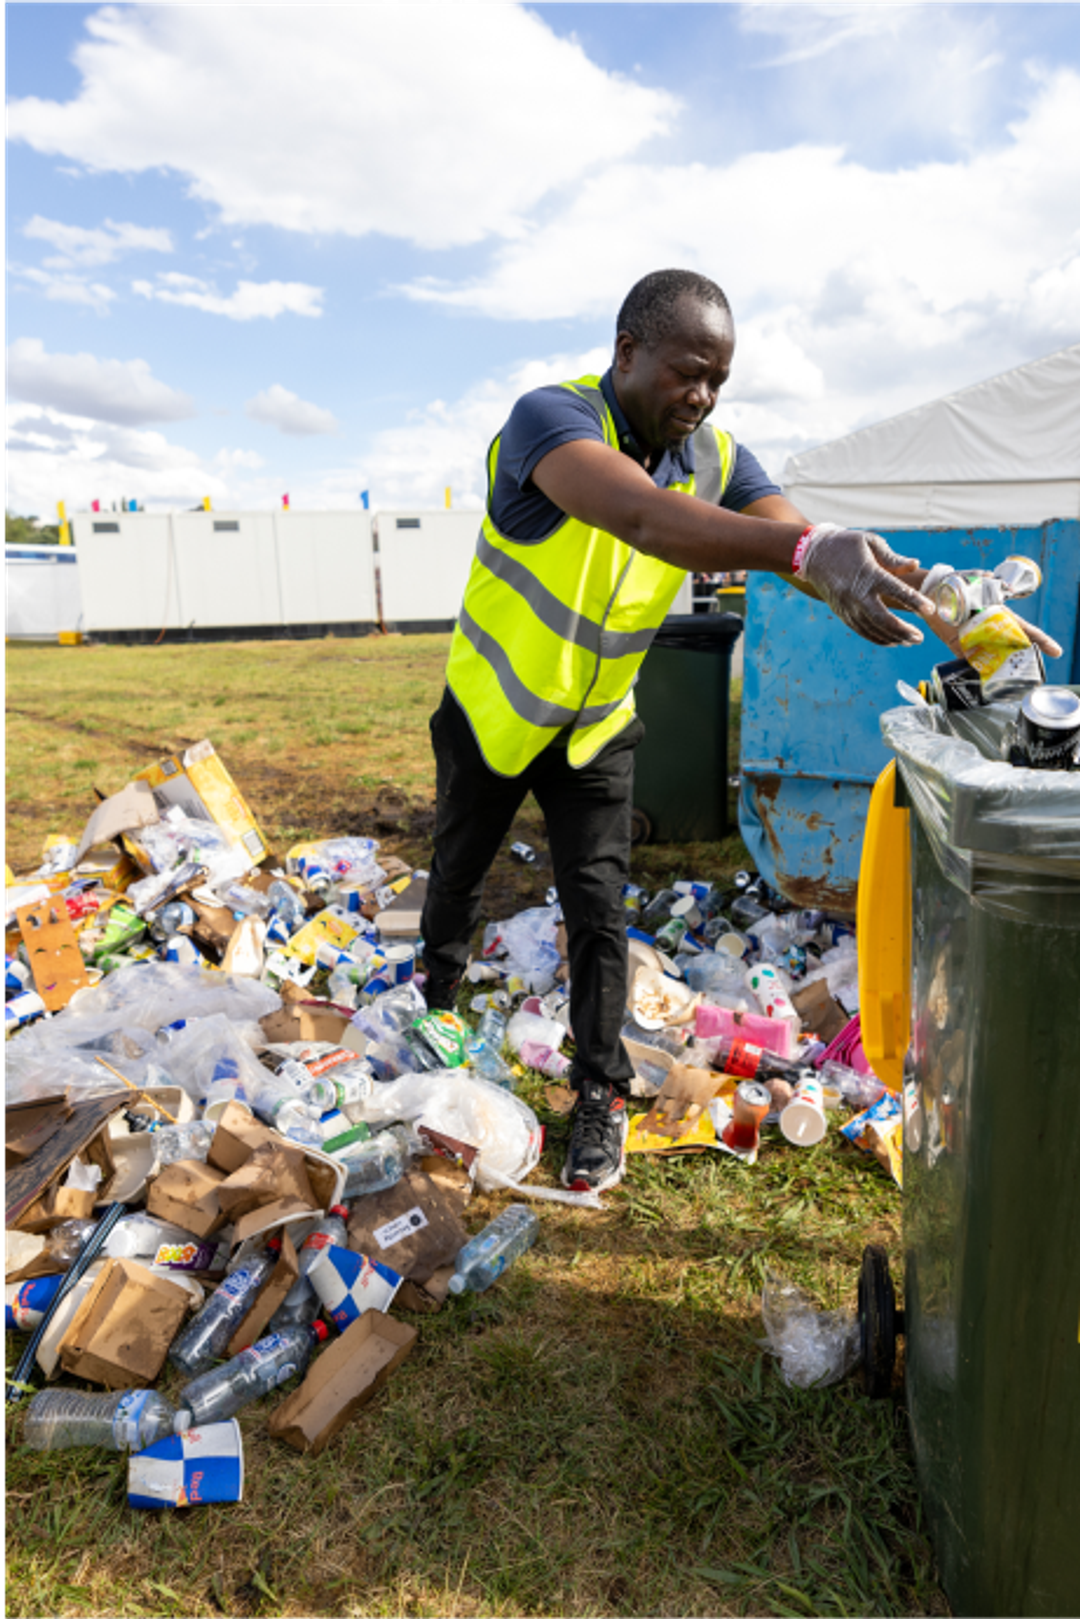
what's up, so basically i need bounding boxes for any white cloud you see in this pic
[353,347,610,511]
[7,338,196,426]
[738,2,921,67]
[6,403,231,512]
[132,273,323,320]
[10,265,118,314]
[7,5,676,250]
[398,67,1080,440]
[23,215,173,268]
[245,385,338,436]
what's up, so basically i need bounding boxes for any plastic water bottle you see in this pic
[23,1388,177,1452]
[447,1205,539,1296]
[149,1120,215,1170]
[338,1126,411,1198]
[44,1219,99,1268]
[168,1238,281,1378]
[466,1005,513,1087]
[269,1206,349,1330]
[174,1321,329,1428]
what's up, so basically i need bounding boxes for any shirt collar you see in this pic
[599,368,696,478]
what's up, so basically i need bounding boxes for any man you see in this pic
[419,268,1060,1194]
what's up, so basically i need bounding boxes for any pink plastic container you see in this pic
[693,1002,795,1060]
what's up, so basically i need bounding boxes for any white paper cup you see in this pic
[384,943,416,984]
[780,1077,827,1146]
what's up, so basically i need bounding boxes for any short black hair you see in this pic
[616,269,732,350]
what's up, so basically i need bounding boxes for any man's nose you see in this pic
[686,378,716,409]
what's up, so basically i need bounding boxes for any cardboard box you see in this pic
[268,1311,416,1455]
[396,1265,456,1313]
[226,1230,299,1356]
[374,877,427,940]
[259,986,361,1049]
[59,1258,194,1388]
[206,1101,341,1234]
[131,739,269,868]
[217,1143,316,1222]
[206,1101,272,1175]
[346,1169,469,1281]
[146,1160,228,1239]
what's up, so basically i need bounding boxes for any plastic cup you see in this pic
[780,1077,827,1146]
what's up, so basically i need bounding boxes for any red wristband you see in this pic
[790,526,815,577]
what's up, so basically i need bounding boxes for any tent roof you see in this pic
[783,344,1080,527]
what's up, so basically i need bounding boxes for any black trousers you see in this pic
[420,688,641,1097]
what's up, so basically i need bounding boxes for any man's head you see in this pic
[613,269,734,452]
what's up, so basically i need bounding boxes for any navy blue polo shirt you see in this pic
[489,368,780,541]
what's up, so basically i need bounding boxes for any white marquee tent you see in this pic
[783,343,1080,529]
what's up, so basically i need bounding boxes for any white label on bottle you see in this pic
[372,1206,428,1250]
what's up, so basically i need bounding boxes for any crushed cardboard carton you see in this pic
[268,1310,416,1455]
[346,1169,469,1283]
[146,1160,228,1240]
[59,1258,195,1389]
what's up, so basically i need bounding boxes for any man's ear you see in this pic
[614,331,636,372]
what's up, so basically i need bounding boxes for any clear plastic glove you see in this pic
[799,524,934,647]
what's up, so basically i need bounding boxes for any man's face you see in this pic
[614,296,735,451]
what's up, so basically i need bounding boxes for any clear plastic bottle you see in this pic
[44,1219,98,1268]
[338,1126,411,1198]
[23,1387,177,1452]
[465,1006,513,1087]
[267,1204,348,1330]
[447,1205,540,1296]
[244,1070,323,1147]
[267,880,306,932]
[150,1120,215,1170]
[220,882,270,918]
[174,1321,329,1428]
[168,1238,282,1378]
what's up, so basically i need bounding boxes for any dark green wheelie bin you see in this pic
[631,612,743,843]
[872,695,1080,1617]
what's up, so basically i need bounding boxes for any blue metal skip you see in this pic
[738,520,1080,913]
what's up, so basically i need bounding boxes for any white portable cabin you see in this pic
[783,344,1080,528]
[5,545,83,639]
[68,507,483,640]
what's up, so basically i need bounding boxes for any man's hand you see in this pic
[798,525,935,647]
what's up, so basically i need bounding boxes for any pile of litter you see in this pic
[6,738,897,1501]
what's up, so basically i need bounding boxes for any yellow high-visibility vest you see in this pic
[446,374,735,776]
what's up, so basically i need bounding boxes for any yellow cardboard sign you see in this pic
[132,741,268,867]
[626,1108,717,1155]
[285,909,360,966]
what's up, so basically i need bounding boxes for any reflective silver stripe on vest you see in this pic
[476,533,656,658]
[692,424,722,505]
[457,607,629,729]
[566,381,607,424]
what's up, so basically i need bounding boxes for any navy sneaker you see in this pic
[561,1079,629,1194]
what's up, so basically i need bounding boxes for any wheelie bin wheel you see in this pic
[858,1244,898,1399]
[630,807,653,846]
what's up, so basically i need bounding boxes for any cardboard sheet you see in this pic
[75,781,160,865]
[346,1169,468,1281]
[268,1311,416,1455]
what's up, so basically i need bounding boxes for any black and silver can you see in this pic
[930,657,985,711]
[1008,686,1080,770]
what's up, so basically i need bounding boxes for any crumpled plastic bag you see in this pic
[760,1272,859,1389]
[350,1066,543,1190]
[65,960,279,1032]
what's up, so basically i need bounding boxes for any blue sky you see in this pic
[7,1,1080,518]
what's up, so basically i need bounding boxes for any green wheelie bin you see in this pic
[858,692,1080,1616]
[631,612,744,843]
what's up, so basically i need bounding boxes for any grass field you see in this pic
[5,637,945,1619]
